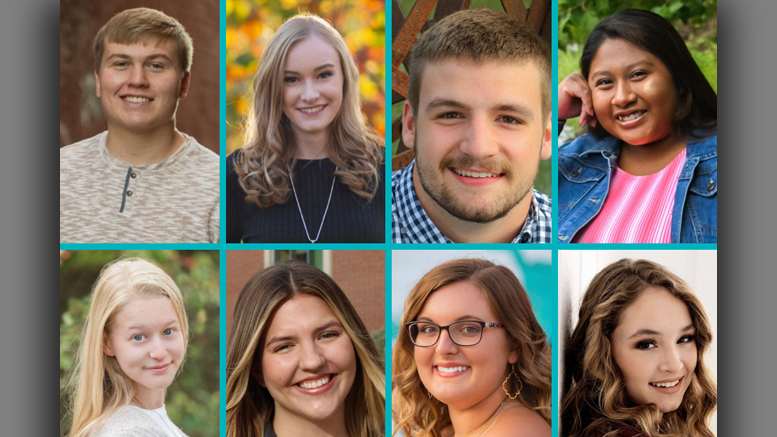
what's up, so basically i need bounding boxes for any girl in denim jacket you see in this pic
[557,9,717,243]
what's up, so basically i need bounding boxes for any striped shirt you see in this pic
[574,148,685,243]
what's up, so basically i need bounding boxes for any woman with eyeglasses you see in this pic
[393,258,552,437]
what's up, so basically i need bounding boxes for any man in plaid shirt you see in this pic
[392,9,552,243]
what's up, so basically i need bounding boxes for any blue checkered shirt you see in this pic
[391,161,552,243]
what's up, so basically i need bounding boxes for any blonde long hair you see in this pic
[393,258,552,437]
[225,261,385,437]
[234,13,383,208]
[67,258,189,437]
[561,259,717,437]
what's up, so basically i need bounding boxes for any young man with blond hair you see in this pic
[392,9,552,243]
[60,8,219,243]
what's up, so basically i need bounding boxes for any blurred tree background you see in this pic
[558,0,717,143]
[391,0,552,196]
[60,250,220,437]
[226,0,386,155]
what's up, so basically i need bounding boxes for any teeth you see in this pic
[452,168,499,178]
[650,379,680,388]
[298,376,331,389]
[437,366,469,374]
[299,105,325,113]
[617,111,645,122]
[123,96,150,103]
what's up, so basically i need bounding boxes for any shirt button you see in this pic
[131,172,137,179]
[571,168,581,177]
[707,179,715,192]
[127,190,133,196]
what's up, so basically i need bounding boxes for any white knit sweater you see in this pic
[93,406,188,437]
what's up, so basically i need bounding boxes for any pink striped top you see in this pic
[574,148,686,243]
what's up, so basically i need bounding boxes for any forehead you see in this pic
[417,281,496,323]
[418,58,543,114]
[112,296,177,328]
[284,35,341,71]
[101,39,178,66]
[265,294,339,336]
[614,287,692,334]
[590,38,669,75]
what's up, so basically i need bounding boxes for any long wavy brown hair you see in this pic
[393,258,552,437]
[225,261,384,437]
[561,259,717,437]
[234,13,383,208]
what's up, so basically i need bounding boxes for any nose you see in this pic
[129,65,149,88]
[658,345,684,374]
[301,79,320,103]
[612,80,636,108]
[459,116,498,160]
[299,341,327,371]
[148,337,167,360]
[435,329,459,355]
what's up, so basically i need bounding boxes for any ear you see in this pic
[508,349,519,365]
[94,71,102,99]
[540,111,552,161]
[250,358,266,387]
[402,101,416,150]
[178,72,191,99]
[103,332,115,357]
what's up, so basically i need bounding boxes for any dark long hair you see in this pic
[580,9,717,140]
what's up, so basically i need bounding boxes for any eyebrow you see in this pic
[266,320,343,346]
[628,324,694,339]
[126,319,179,330]
[416,315,485,323]
[105,53,175,63]
[590,61,656,79]
[424,98,535,120]
[284,63,335,75]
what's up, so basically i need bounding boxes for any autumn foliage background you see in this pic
[225,0,386,155]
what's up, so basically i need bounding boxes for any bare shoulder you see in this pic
[489,402,551,437]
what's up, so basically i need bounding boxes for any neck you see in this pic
[131,386,166,410]
[293,129,330,160]
[447,390,510,437]
[272,406,348,437]
[617,132,687,176]
[105,124,184,166]
[412,167,531,243]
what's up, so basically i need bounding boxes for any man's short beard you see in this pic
[414,138,536,224]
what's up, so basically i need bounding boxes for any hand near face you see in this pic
[558,71,596,127]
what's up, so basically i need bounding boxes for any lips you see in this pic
[146,363,171,373]
[294,374,337,394]
[451,168,502,179]
[434,363,470,377]
[615,110,646,122]
[122,95,152,104]
[649,377,681,388]
[298,105,326,114]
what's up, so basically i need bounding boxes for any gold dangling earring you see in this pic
[502,363,523,400]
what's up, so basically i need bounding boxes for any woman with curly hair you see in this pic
[561,259,717,437]
[227,13,384,243]
[393,258,552,437]
[225,261,385,437]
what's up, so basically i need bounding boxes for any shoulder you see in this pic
[492,403,551,437]
[181,134,219,166]
[93,406,167,437]
[60,132,105,163]
[559,133,616,156]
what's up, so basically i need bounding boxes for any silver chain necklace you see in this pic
[472,396,509,437]
[289,165,337,243]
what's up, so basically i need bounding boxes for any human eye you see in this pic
[678,334,695,344]
[417,323,439,335]
[631,70,647,79]
[319,331,340,340]
[132,334,145,342]
[497,116,522,125]
[635,339,657,350]
[437,112,463,120]
[318,71,333,79]
[163,328,174,336]
[284,76,298,84]
[273,343,291,353]
[455,322,482,337]
[595,78,612,87]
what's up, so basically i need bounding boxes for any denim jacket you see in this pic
[558,133,717,243]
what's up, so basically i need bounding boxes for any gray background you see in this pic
[0,0,772,434]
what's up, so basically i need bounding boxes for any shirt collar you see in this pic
[393,160,551,243]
